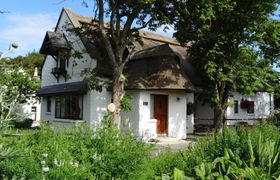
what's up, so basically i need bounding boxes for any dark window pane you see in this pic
[247,101,254,114]
[55,95,82,120]
[234,100,238,114]
[47,97,51,112]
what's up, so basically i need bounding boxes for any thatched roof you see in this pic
[63,7,180,53]
[126,44,198,91]
[41,8,201,92]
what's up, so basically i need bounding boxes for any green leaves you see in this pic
[175,0,279,130]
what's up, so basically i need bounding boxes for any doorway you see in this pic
[154,95,168,135]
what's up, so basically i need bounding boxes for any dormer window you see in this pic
[40,31,71,81]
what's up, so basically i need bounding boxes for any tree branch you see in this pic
[109,0,117,43]
[97,0,117,67]
[120,8,140,47]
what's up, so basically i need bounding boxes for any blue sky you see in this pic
[0,1,279,60]
[0,0,95,57]
[0,0,173,58]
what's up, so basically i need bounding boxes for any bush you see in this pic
[0,118,151,179]
[269,109,280,127]
[13,118,33,129]
[143,121,280,179]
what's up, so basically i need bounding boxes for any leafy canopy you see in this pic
[174,0,280,104]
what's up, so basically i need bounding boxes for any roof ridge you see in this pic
[61,7,179,45]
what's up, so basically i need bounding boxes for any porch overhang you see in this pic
[40,31,70,56]
[37,81,87,96]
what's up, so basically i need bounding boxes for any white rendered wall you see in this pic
[87,89,111,128]
[40,96,54,123]
[20,99,41,122]
[194,92,273,125]
[40,10,98,124]
[40,88,111,127]
[41,10,96,87]
[225,92,273,125]
[168,92,187,139]
[41,56,58,87]
[186,93,194,134]
[195,96,214,120]
[121,91,140,134]
[134,91,187,139]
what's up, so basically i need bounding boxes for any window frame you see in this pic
[46,96,51,112]
[55,95,83,120]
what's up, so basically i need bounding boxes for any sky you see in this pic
[0,1,278,59]
[0,0,174,58]
[0,0,94,57]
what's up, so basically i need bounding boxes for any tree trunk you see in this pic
[112,68,125,127]
[213,104,226,134]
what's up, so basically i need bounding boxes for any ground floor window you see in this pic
[46,96,51,112]
[234,100,239,114]
[55,95,83,120]
[247,101,254,114]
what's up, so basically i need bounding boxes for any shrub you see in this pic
[269,109,280,127]
[144,121,280,179]
[0,118,151,179]
[13,118,33,129]
[138,150,186,179]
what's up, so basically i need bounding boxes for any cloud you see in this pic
[0,12,57,56]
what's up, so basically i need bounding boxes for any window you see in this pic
[55,95,83,120]
[46,97,51,112]
[31,106,37,112]
[234,100,238,114]
[247,101,254,114]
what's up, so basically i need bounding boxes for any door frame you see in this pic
[153,94,168,135]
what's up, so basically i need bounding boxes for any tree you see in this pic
[174,0,280,132]
[75,0,173,125]
[0,65,39,104]
[2,52,45,76]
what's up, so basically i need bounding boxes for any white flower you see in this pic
[92,153,97,160]
[41,160,46,165]
[53,159,58,166]
[42,166,49,172]
[73,162,79,168]
[42,153,48,158]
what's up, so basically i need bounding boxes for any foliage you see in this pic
[270,109,280,127]
[0,119,151,179]
[1,52,44,76]
[142,122,280,179]
[120,93,132,112]
[0,65,39,104]
[174,0,280,131]
[0,87,23,164]
[138,150,187,179]
[13,118,34,129]
[0,53,41,164]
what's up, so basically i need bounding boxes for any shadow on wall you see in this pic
[120,117,139,135]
